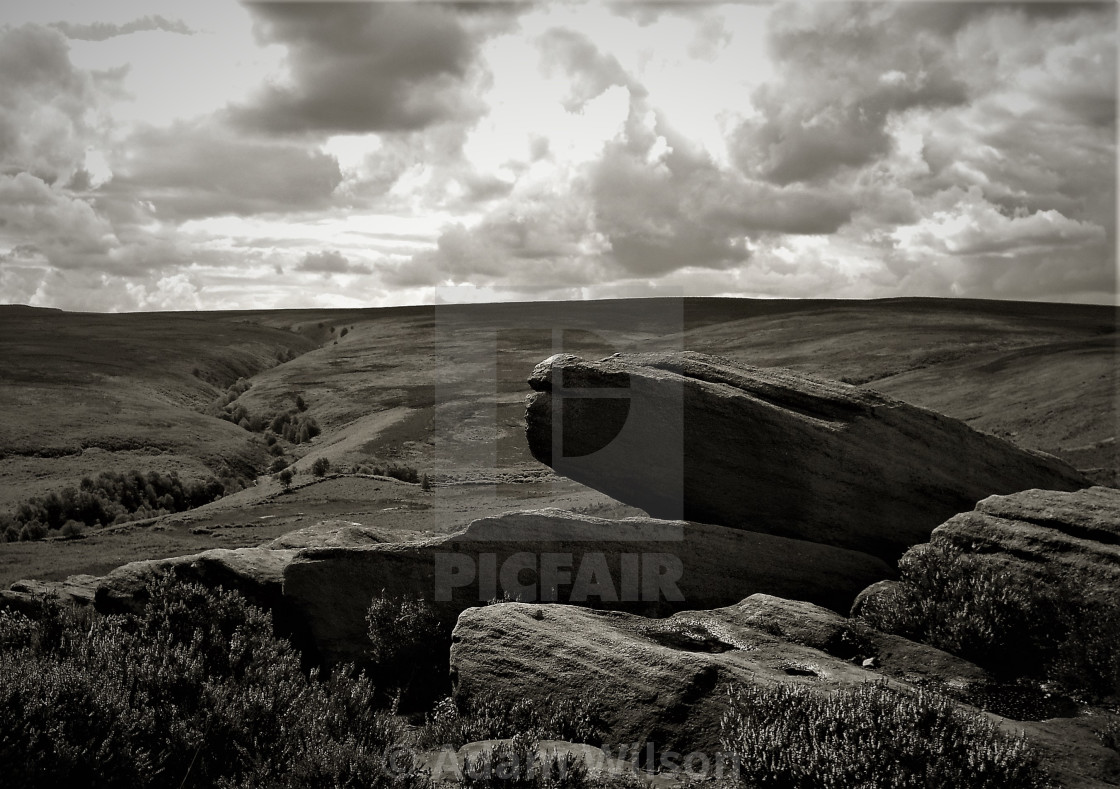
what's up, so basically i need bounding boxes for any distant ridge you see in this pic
[0,304,64,313]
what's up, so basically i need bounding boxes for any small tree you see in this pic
[276,469,293,492]
[311,457,330,478]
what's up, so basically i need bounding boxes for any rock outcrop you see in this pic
[266,520,384,549]
[0,574,100,615]
[449,595,1120,787]
[525,351,1089,560]
[282,508,892,666]
[929,485,1119,588]
[855,486,1120,617]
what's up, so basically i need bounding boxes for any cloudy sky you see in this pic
[0,1,1115,311]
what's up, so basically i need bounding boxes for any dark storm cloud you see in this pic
[296,250,371,275]
[107,120,343,219]
[231,3,483,134]
[49,16,194,41]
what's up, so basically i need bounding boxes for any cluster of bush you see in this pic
[0,576,424,788]
[207,384,320,446]
[857,543,1120,699]
[0,470,225,542]
[269,409,321,444]
[355,462,423,485]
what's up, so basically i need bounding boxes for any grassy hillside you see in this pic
[0,297,1114,585]
[0,306,318,510]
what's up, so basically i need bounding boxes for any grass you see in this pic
[719,681,1051,788]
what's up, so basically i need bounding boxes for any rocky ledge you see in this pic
[526,351,1089,560]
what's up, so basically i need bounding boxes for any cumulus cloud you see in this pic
[49,15,194,41]
[106,119,343,219]
[0,172,115,258]
[0,24,107,183]
[538,27,637,110]
[296,249,371,275]
[230,3,487,135]
[894,187,1106,258]
[731,2,972,185]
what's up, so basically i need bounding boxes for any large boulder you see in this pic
[525,351,1089,560]
[282,508,893,666]
[449,595,1120,787]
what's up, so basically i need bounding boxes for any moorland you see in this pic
[0,296,1114,587]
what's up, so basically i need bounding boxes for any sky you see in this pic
[0,0,1115,311]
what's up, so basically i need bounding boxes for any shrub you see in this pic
[720,681,1049,788]
[20,521,47,541]
[419,692,601,750]
[857,544,1120,698]
[275,468,294,492]
[59,520,84,539]
[420,472,432,492]
[311,457,331,478]
[366,593,450,709]
[0,576,422,789]
[461,733,541,789]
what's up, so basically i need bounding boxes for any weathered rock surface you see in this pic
[93,547,297,614]
[931,486,1120,587]
[855,486,1120,621]
[0,574,100,615]
[282,508,892,666]
[450,595,1120,788]
[266,519,383,549]
[525,351,1090,560]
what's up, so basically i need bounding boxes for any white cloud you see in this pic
[893,186,1106,257]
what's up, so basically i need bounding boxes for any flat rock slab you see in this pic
[526,351,1089,560]
[283,508,893,666]
[450,595,1120,787]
